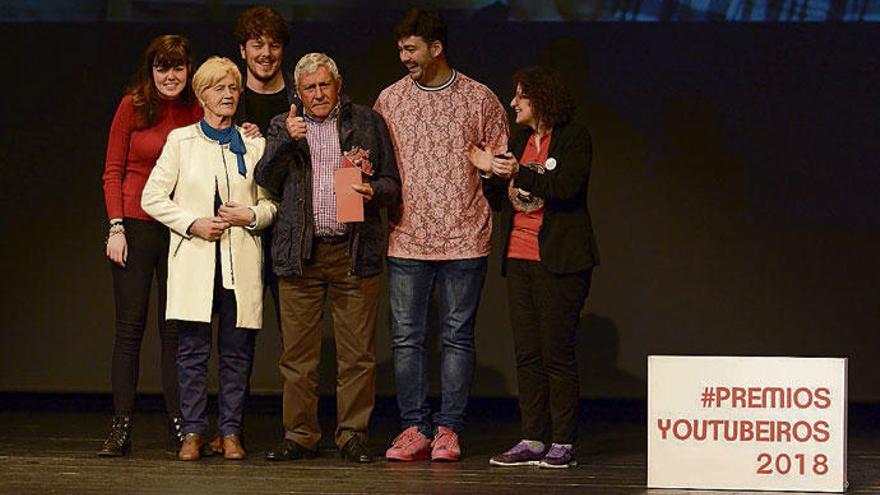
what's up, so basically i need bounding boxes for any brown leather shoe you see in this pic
[205,434,223,457]
[223,434,246,460]
[178,433,203,461]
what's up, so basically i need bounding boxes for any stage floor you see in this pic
[1,397,878,494]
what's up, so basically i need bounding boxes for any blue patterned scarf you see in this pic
[199,119,247,178]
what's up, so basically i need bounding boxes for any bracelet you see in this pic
[104,230,125,246]
[105,228,124,246]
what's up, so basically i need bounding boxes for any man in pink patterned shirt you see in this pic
[374,8,509,462]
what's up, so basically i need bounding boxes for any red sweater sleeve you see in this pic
[191,101,204,121]
[102,96,135,220]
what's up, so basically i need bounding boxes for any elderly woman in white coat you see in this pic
[142,56,276,462]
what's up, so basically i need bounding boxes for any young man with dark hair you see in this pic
[233,5,294,135]
[233,5,297,330]
[374,8,509,462]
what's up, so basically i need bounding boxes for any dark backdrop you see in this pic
[1,19,878,401]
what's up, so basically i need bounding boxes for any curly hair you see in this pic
[512,66,576,129]
[234,6,290,47]
[126,35,194,129]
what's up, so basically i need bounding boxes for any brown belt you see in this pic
[314,234,349,245]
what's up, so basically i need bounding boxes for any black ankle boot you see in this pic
[97,416,132,457]
[167,415,185,452]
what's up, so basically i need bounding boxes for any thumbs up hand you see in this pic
[285,103,306,140]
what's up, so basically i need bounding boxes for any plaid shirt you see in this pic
[305,107,347,237]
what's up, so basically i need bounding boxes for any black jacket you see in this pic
[483,121,599,275]
[254,95,401,277]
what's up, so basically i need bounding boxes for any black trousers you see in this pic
[507,259,592,445]
[263,227,281,332]
[109,218,179,416]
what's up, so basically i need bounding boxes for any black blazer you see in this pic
[483,121,599,275]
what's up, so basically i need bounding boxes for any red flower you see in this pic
[343,146,374,176]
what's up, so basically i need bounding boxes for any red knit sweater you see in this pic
[102,95,202,221]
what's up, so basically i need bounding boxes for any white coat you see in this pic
[142,123,276,329]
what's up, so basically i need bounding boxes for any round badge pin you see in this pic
[544,157,557,171]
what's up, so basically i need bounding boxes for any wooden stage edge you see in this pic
[0,394,878,494]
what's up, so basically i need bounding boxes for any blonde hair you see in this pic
[294,52,340,88]
[192,57,242,105]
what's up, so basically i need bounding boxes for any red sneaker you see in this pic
[385,426,430,461]
[431,426,461,462]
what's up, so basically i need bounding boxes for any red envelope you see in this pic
[334,167,364,223]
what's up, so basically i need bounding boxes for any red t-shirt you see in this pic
[506,131,551,261]
[102,95,203,221]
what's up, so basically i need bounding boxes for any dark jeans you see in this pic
[109,218,179,416]
[176,253,257,436]
[388,256,488,436]
[507,259,592,445]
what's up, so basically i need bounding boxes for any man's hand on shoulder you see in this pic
[240,122,262,139]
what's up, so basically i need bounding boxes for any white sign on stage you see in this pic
[647,356,847,492]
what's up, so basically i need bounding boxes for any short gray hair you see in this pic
[294,52,340,87]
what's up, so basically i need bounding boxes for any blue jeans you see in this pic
[388,256,488,436]
[177,253,257,437]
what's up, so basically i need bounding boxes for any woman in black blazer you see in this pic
[471,66,599,469]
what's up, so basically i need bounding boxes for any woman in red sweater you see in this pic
[98,35,202,457]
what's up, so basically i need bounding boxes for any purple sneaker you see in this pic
[537,444,577,469]
[489,441,545,466]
